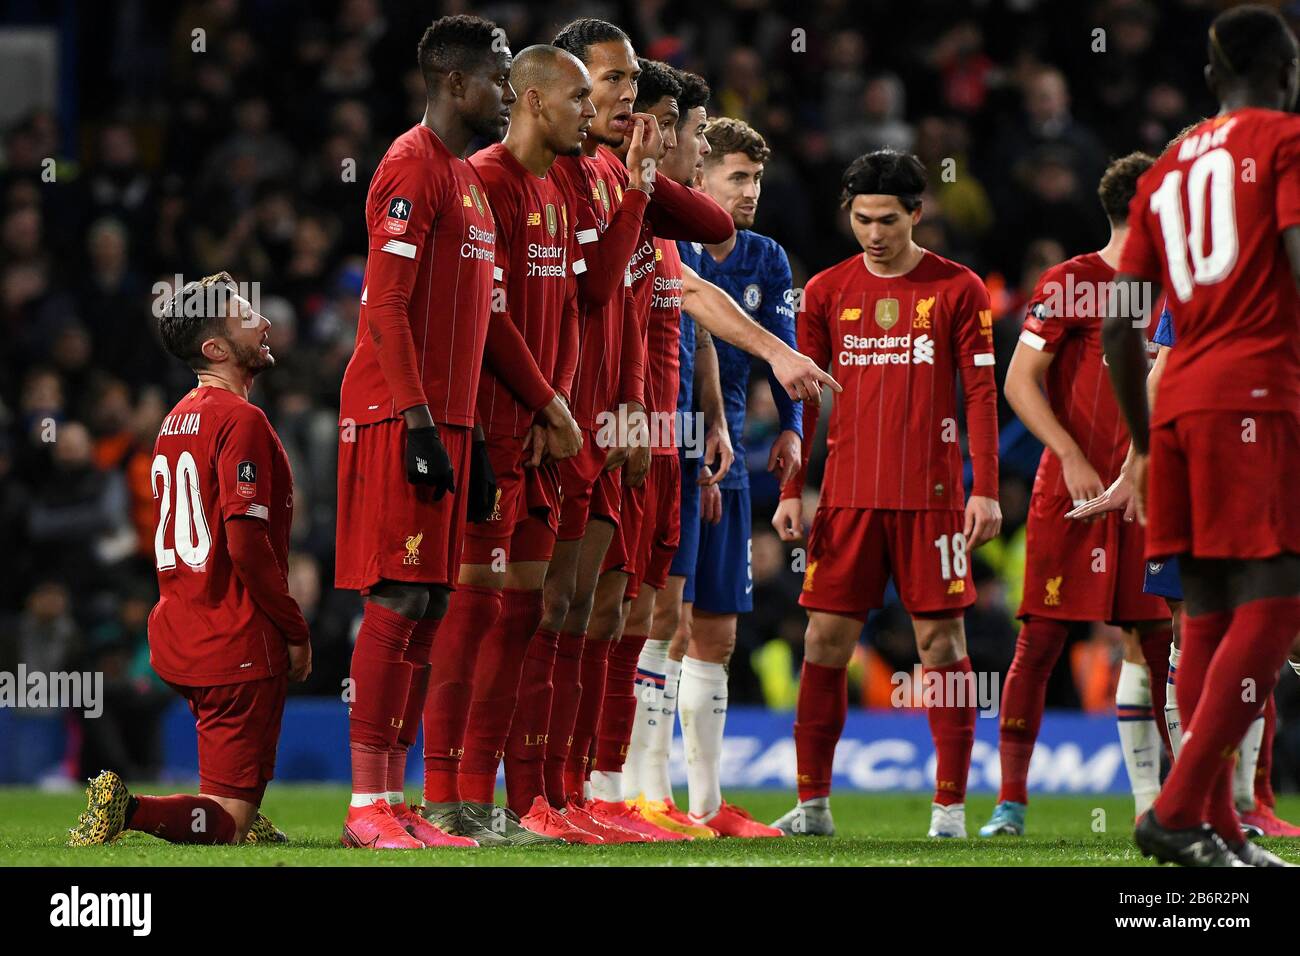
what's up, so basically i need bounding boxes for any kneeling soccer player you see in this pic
[70,272,309,847]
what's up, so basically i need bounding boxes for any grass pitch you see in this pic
[4,785,1298,867]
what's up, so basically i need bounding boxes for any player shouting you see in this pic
[1104,5,1300,867]
[70,272,309,847]
[335,15,532,850]
[979,153,1173,838]
[771,150,1001,839]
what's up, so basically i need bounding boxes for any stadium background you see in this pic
[1,0,1298,794]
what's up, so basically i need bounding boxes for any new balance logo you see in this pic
[416,456,428,475]
[912,333,935,365]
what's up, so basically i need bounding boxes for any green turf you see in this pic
[4,784,1298,866]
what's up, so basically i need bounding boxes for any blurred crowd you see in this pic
[2,0,1298,786]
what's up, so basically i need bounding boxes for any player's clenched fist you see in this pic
[770,347,841,406]
[771,497,803,541]
[466,435,497,523]
[405,424,455,498]
[287,640,312,683]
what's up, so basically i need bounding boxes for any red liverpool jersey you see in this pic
[647,238,683,455]
[339,124,496,428]
[147,387,293,686]
[1019,252,1153,495]
[1120,108,1300,425]
[550,148,633,429]
[470,143,577,437]
[789,250,997,510]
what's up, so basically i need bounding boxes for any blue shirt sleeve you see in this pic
[760,243,802,437]
[1153,305,1175,347]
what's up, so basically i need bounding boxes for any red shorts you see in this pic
[1019,493,1167,625]
[1147,410,1300,560]
[637,455,682,595]
[799,507,975,619]
[167,675,287,804]
[557,427,620,541]
[603,479,646,587]
[336,420,471,591]
[462,433,560,565]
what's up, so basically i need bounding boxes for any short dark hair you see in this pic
[840,149,926,210]
[159,271,237,370]
[634,58,682,112]
[674,70,711,125]
[1208,4,1298,80]
[1097,151,1155,224]
[553,18,629,66]
[702,117,771,166]
[417,14,503,93]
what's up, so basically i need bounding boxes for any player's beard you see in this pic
[232,340,274,377]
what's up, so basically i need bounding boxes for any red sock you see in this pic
[422,585,501,804]
[128,794,238,844]
[544,631,585,807]
[348,602,418,795]
[505,628,559,816]
[926,656,977,806]
[387,617,439,795]
[566,638,611,800]
[593,634,647,774]
[996,618,1068,804]
[1154,599,1300,833]
[1255,693,1277,809]
[794,661,847,802]
[460,588,542,804]
[1139,624,1174,759]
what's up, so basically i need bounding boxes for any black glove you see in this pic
[467,437,498,523]
[405,425,455,499]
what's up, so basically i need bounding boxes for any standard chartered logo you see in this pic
[837,332,936,367]
[911,334,935,365]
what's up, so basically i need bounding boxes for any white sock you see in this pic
[590,770,623,803]
[1165,643,1182,759]
[1234,713,1266,812]
[350,793,387,808]
[679,655,727,820]
[1117,660,1160,817]
[623,639,670,801]
[646,657,682,803]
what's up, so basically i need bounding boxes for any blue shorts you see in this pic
[1142,555,1183,602]
[670,454,700,589]
[693,484,753,614]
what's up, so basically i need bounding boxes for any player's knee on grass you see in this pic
[204,794,258,843]
[367,581,430,621]
[912,615,966,667]
[804,611,860,667]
